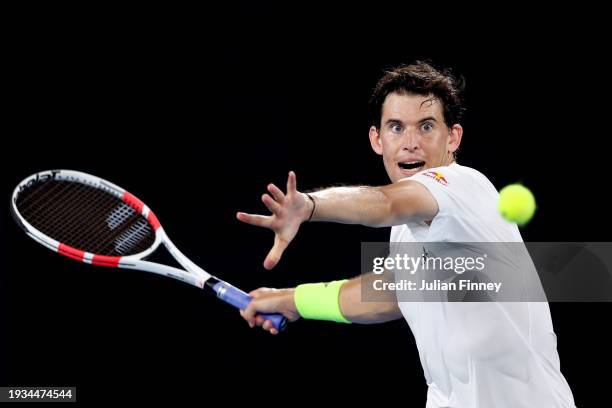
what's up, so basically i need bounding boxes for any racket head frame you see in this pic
[11,169,211,287]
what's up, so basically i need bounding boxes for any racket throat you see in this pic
[204,277,221,294]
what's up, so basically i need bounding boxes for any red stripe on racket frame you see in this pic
[123,191,161,231]
[92,254,122,267]
[58,243,85,262]
[147,211,161,231]
[123,191,144,213]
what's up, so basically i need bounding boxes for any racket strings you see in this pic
[16,180,155,256]
[17,178,72,219]
[24,182,113,249]
[20,181,112,250]
[31,183,102,241]
[58,186,132,253]
[22,181,153,255]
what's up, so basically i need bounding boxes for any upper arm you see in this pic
[380,180,439,226]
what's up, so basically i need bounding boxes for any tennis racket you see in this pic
[11,169,287,331]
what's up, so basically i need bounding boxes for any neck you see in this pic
[441,150,455,167]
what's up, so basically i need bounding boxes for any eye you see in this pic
[421,122,434,133]
[390,123,403,133]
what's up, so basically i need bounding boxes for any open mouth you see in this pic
[398,161,426,171]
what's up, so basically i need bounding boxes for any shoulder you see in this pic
[408,163,500,215]
[412,163,497,194]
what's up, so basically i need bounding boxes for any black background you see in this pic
[2,5,611,406]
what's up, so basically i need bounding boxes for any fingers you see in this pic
[239,309,255,328]
[240,310,278,334]
[240,295,280,335]
[286,171,297,195]
[263,235,289,270]
[236,212,272,228]
[241,292,270,324]
[241,299,260,327]
[261,194,281,215]
[254,316,279,335]
[267,183,285,203]
[263,319,279,335]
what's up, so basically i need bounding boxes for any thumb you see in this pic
[248,287,271,298]
[263,235,289,270]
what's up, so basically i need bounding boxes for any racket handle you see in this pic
[210,281,288,331]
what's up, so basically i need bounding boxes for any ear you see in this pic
[448,124,463,154]
[369,126,383,155]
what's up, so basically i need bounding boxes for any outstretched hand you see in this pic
[236,171,312,269]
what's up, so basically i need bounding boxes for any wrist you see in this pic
[294,280,351,323]
[285,288,297,312]
[301,192,316,223]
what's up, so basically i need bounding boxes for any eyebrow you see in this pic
[384,116,439,126]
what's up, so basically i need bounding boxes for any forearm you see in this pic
[306,186,390,227]
[244,273,403,332]
[305,181,436,227]
[338,273,403,324]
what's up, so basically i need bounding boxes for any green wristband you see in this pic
[294,280,351,323]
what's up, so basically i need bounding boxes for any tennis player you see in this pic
[236,61,575,407]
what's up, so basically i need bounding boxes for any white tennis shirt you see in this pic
[392,162,575,408]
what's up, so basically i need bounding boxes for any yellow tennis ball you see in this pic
[498,184,536,226]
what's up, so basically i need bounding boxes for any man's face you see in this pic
[369,92,462,183]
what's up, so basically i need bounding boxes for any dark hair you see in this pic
[369,61,465,129]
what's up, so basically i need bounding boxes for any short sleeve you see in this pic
[408,167,458,217]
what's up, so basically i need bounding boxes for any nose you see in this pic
[401,129,419,151]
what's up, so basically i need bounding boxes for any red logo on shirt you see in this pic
[423,171,448,186]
